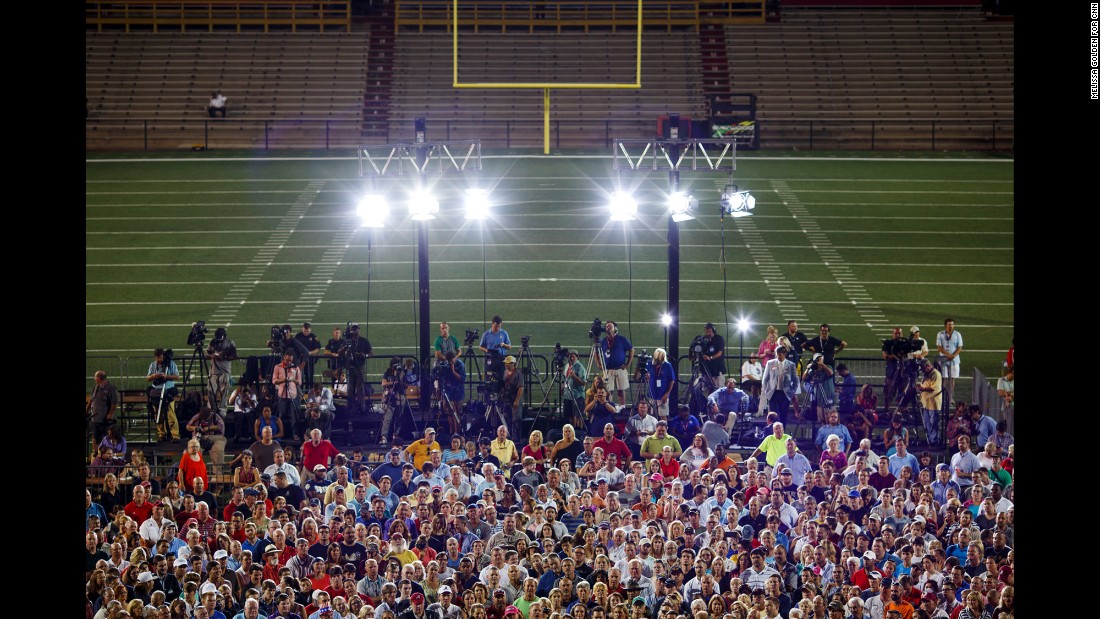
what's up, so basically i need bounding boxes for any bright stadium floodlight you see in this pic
[608,191,638,222]
[357,194,389,228]
[738,318,750,333]
[668,191,698,222]
[720,184,756,218]
[661,313,673,327]
[464,187,491,220]
[408,189,440,221]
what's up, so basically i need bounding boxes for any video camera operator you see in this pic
[646,347,677,419]
[500,355,524,438]
[479,315,511,381]
[441,351,466,435]
[434,322,460,367]
[562,349,587,430]
[699,322,727,384]
[147,348,182,442]
[265,324,309,379]
[324,327,343,374]
[599,320,634,408]
[293,322,322,389]
[380,357,405,446]
[340,322,373,415]
[205,327,237,412]
[303,381,335,439]
[882,327,907,404]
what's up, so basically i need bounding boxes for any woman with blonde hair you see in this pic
[757,326,779,365]
[523,430,551,474]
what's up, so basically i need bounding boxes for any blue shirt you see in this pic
[815,423,854,452]
[888,452,919,477]
[601,335,633,369]
[707,386,749,413]
[669,414,702,444]
[647,360,677,399]
[975,415,998,447]
[147,360,179,390]
[86,502,108,528]
[480,329,510,354]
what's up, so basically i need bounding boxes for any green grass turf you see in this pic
[87,151,1014,400]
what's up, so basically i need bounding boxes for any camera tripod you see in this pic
[480,393,510,442]
[531,358,566,432]
[432,378,462,437]
[183,343,214,407]
[687,359,719,420]
[461,343,483,402]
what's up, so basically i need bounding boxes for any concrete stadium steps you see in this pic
[86,32,372,123]
[722,8,1014,127]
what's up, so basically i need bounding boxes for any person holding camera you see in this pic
[563,350,587,430]
[303,382,335,439]
[147,347,182,442]
[380,357,405,446]
[341,323,373,416]
[600,320,634,408]
[499,355,524,438]
[646,347,677,419]
[273,352,303,441]
[441,351,466,435]
[186,406,227,477]
[802,353,836,424]
[434,322,460,367]
[206,327,237,412]
[585,386,617,437]
[700,322,727,385]
[479,315,511,381]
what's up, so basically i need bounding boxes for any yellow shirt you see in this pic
[756,433,794,467]
[405,440,440,471]
[323,481,356,506]
[491,439,518,474]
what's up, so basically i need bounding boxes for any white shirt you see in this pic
[741,360,762,381]
[209,94,227,108]
[139,516,171,543]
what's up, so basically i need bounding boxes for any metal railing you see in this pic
[86,0,352,32]
[87,117,1014,151]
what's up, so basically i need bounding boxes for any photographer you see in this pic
[441,351,466,435]
[146,348,182,442]
[563,350,587,430]
[646,347,677,419]
[600,320,634,407]
[324,327,343,373]
[585,385,616,437]
[802,353,835,424]
[380,357,405,446]
[185,406,227,477]
[700,322,727,384]
[228,382,258,442]
[267,324,310,370]
[434,322,460,367]
[882,328,907,405]
[341,323,373,416]
[479,315,511,381]
[293,322,322,389]
[500,356,524,438]
[303,382,335,440]
[273,352,303,441]
[205,327,237,412]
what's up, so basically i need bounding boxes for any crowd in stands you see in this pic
[86,320,1014,619]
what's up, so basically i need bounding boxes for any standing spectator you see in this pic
[700,322,727,386]
[179,438,210,494]
[936,319,964,408]
[273,352,303,442]
[293,323,322,390]
[805,324,847,368]
[599,321,634,408]
[205,328,237,412]
[646,348,677,419]
[186,407,227,477]
[88,370,120,446]
[760,347,798,423]
[301,429,340,474]
[147,348,182,442]
[916,359,943,446]
[882,328,907,406]
[756,326,779,366]
[208,90,227,117]
[996,367,1014,415]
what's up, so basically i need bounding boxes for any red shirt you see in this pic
[657,457,680,480]
[125,500,153,524]
[302,440,340,472]
[593,437,631,466]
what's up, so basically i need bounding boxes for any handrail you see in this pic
[86,0,351,33]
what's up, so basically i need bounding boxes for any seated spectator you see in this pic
[208,90,228,118]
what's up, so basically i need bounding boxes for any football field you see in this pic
[86,150,1014,404]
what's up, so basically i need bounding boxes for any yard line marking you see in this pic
[86,299,1018,306]
[85,177,1015,184]
[86,279,1013,286]
[84,228,1016,236]
[774,179,891,332]
[86,243,1015,251]
[88,155,1014,163]
[203,181,323,325]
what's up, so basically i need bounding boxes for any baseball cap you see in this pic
[313,464,327,471]
[910,326,920,334]
[439,585,452,595]
[173,557,188,568]
[504,356,517,365]
[922,593,938,603]
[650,473,663,482]
[137,572,156,584]
[847,489,860,498]
[863,550,876,560]
[936,463,950,471]
[505,606,521,616]
[632,597,647,606]
[425,427,436,435]
[411,593,425,604]
[214,550,229,560]
[200,583,218,596]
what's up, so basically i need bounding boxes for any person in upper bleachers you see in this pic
[208,90,228,118]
